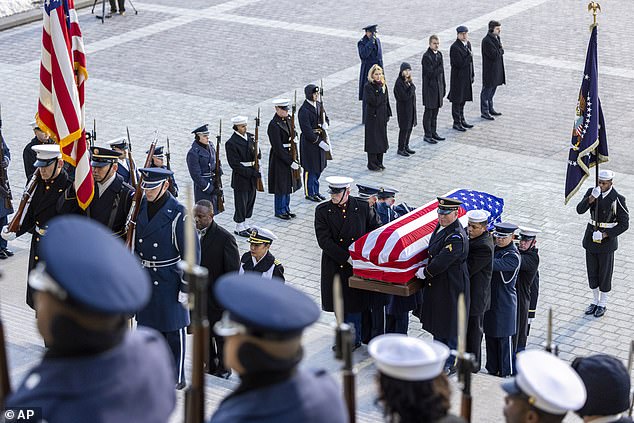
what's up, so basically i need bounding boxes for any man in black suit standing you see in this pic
[447,26,475,132]
[480,20,505,120]
[192,199,240,378]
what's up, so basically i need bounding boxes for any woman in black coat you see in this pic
[393,62,417,157]
[364,64,392,171]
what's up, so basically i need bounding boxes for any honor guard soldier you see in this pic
[194,199,240,378]
[576,169,629,318]
[148,145,178,197]
[465,209,494,371]
[6,216,176,422]
[448,26,475,132]
[106,137,134,185]
[369,334,465,423]
[484,222,520,377]
[239,227,285,280]
[22,120,53,180]
[572,354,633,422]
[299,84,330,202]
[59,147,134,239]
[315,176,382,348]
[268,99,301,219]
[187,124,223,212]
[133,167,200,390]
[2,144,71,309]
[0,134,13,259]
[502,350,586,423]
[209,273,348,423]
[515,227,540,352]
[225,115,260,237]
[416,197,469,373]
[358,24,383,124]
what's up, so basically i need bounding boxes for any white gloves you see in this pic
[319,141,331,152]
[347,257,353,266]
[178,291,188,305]
[591,186,601,198]
[592,230,603,242]
[290,162,300,170]
[528,318,534,325]
[415,267,426,280]
[1,227,15,241]
[321,122,329,130]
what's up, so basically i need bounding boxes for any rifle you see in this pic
[125,131,158,249]
[214,120,225,213]
[333,275,356,423]
[126,127,138,189]
[166,136,172,171]
[254,108,264,192]
[183,188,209,423]
[6,170,39,234]
[0,278,11,410]
[0,105,13,211]
[318,79,333,161]
[543,308,558,355]
[289,91,302,192]
[455,293,476,423]
[86,119,96,148]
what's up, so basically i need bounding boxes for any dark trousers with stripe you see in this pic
[162,328,186,386]
[233,189,256,223]
[586,250,614,292]
[466,314,484,371]
[303,170,321,197]
[485,335,514,377]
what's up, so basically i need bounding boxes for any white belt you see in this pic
[140,256,181,268]
[240,161,255,166]
[282,144,291,148]
[589,220,617,229]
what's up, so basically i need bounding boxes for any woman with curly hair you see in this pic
[369,334,465,423]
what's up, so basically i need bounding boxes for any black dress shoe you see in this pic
[423,136,438,144]
[214,369,232,379]
[461,121,474,128]
[584,303,597,315]
[0,250,7,260]
[490,110,502,116]
[397,150,410,157]
[432,133,445,141]
[481,114,495,120]
[287,212,297,218]
[235,229,251,238]
[2,248,13,257]
[305,195,321,202]
[378,164,386,170]
[594,306,606,317]
[275,213,291,220]
[368,166,381,171]
[453,124,466,132]
[317,193,327,201]
[405,147,416,154]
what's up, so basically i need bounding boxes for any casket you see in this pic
[348,275,422,297]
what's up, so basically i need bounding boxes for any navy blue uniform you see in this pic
[7,329,175,423]
[484,242,520,377]
[515,247,539,352]
[210,368,347,423]
[186,140,222,212]
[358,34,383,123]
[134,192,200,386]
[298,100,329,198]
[115,157,134,185]
[0,136,13,251]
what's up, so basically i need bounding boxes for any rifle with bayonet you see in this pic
[254,108,264,192]
[333,275,356,423]
[455,293,476,422]
[0,105,13,211]
[166,136,171,171]
[543,308,558,355]
[126,127,138,189]
[214,120,225,213]
[6,169,39,234]
[0,273,12,410]
[289,91,302,192]
[86,119,96,148]
[182,187,209,423]
[318,79,333,161]
[125,131,158,249]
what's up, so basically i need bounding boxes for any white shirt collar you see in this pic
[118,158,128,170]
[97,173,117,197]
[234,130,247,140]
[251,254,266,266]
[602,186,613,198]
[308,100,316,108]
[587,414,624,423]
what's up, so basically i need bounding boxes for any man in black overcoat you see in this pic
[480,20,505,120]
[447,26,474,132]
[514,227,540,353]
[416,197,469,372]
[421,34,446,144]
[576,169,629,318]
[358,24,383,124]
[193,200,240,378]
[465,210,493,372]
[299,84,330,202]
[315,176,381,348]
[225,115,260,237]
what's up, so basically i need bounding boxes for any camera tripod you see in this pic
[91,0,138,24]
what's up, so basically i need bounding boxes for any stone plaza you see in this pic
[1,0,633,421]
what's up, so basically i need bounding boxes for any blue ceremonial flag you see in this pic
[564,26,608,204]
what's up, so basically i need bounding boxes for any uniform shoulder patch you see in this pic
[274,259,282,265]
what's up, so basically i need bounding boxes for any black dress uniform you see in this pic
[6,216,176,423]
[225,120,259,233]
[527,272,539,335]
[0,136,13,257]
[576,180,629,317]
[515,233,539,353]
[58,147,134,239]
[358,24,383,124]
[239,227,284,280]
[268,106,300,217]
[186,124,222,213]
[106,137,134,186]
[199,220,240,377]
[299,84,329,200]
[447,26,474,130]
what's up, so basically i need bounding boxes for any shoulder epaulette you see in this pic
[274,259,282,265]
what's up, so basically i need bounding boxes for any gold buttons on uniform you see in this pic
[35,256,39,261]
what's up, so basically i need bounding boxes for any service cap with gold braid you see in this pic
[247,227,277,245]
[437,197,462,215]
[90,146,120,168]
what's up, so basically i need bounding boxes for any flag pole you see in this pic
[588,1,601,231]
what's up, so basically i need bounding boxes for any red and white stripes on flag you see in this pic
[37,0,93,209]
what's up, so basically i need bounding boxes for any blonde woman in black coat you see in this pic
[364,64,392,171]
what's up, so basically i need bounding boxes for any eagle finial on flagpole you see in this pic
[587,2,601,29]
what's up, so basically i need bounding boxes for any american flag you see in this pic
[36,0,93,209]
[349,189,504,283]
